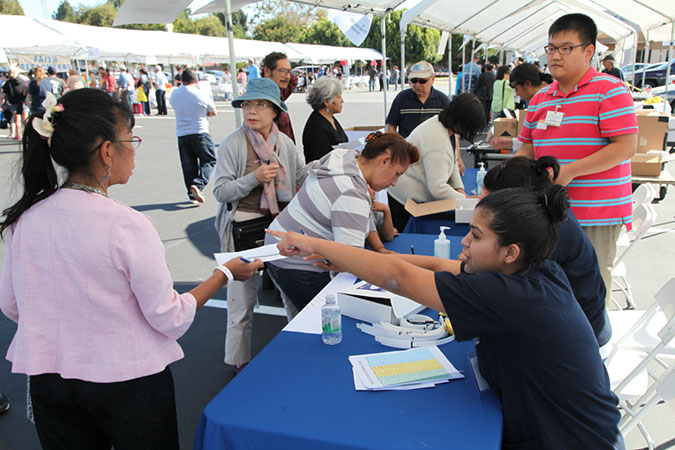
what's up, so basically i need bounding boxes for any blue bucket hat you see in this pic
[232,78,288,112]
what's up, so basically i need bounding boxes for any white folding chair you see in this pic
[611,204,657,310]
[616,184,656,250]
[605,278,675,450]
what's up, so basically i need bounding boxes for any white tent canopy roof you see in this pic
[0,15,85,58]
[285,42,382,64]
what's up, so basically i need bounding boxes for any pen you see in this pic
[410,245,415,255]
[240,256,252,263]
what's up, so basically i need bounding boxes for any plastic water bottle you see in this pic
[321,294,342,345]
[476,162,487,196]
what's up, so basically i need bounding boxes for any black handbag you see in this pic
[231,215,274,252]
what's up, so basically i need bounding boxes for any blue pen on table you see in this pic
[300,229,331,267]
[240,256,252,263]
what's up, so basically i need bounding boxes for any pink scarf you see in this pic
[243,122,293,215]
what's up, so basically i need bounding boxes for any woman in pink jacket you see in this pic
[0,89,262,449]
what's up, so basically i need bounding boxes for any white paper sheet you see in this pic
[283,272,361,334]
[214,244,287,265]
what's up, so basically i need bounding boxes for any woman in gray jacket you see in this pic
[212,78,307,374]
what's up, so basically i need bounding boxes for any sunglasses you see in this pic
[410,78,430,85]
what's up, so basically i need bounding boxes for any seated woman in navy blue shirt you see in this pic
[482,156,611,348]
[268,185,624,450]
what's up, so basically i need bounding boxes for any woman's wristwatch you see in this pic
[214,265,234,283]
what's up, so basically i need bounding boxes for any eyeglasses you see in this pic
[112,136,142,149]
[509,81,520,89]
[274,68,292,76]
[410,78,430,85]
[241,101,271,111]
[543,43,587,55]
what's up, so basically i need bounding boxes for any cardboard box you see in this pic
[631,154,662,177]
[455,198,479,223]
[636,110,669,153]
[337,292,424,325]
[516,109,527,136]
[343,126,384,132]
[493,118,518,139]
[404,198,457,217]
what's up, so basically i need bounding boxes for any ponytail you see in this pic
[477,185,569,272]
[0,88,134,238]
[1,116,59,237]
[484,156,561,194]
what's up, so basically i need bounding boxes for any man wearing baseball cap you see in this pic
[46,66,65,99]
[386,60,450,138]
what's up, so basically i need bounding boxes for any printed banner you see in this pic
[18,54,73,73]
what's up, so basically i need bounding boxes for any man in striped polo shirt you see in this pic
[386,61,450,138]
[516,13,638,307]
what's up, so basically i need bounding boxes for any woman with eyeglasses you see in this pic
[387,93,486,231]
[302,76,348,163]
[0,89,263,449]
[212,77,307,374]
[264,132,419,312]
[491,65,516,120]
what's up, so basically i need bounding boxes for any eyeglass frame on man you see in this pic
[241,101,272,112]
[543,43,588,55]
[112,136,142,149]
[410,77,431,85]
[274,68,292,76]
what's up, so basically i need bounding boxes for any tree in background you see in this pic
[302,17,352,47]
[76,1,117,27]
[215,10,249,39]
[52,0,76,22]
[362,11,442,68]
[0,0,23,15]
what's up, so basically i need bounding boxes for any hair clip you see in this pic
[32,93,64,147]
[365,132,381,146]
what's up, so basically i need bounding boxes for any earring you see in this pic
[101,166,111,187]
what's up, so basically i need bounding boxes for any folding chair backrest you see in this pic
[632,184,656,206]
[615,204,656,266]
[654,278,675,322]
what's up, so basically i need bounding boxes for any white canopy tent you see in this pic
[285,42,383,64]
[0,15,85,59]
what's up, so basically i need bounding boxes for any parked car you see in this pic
[649,75,675,111]
[621,63,646,79]
[196,71,216,84]
[206,70,226,84]
[633,59,675,88]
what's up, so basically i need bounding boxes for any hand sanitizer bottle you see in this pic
[476,162,487,196]
[434,226,451,259]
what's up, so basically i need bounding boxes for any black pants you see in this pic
[30,367,179,450]
[178,133,217,197]
[155,89,167,115]
[388,193,412,233]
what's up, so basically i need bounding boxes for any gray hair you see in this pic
[306,77,344,111]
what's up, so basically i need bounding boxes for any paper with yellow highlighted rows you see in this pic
[349,346,464,391]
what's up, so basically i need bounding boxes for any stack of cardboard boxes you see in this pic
[631,110,670,177]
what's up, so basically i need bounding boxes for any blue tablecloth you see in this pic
[195,234,502,450]
[403,168,478,237]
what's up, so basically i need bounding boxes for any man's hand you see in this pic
[489,136,514,151]
[254,163,279,184]
[224,258,264,282]
[266,229,314,258]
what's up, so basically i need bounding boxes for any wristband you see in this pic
[214,265,234,283]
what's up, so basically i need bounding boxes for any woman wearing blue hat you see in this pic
[212,77,308,374]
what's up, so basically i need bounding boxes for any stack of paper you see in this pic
[349,346,464,391]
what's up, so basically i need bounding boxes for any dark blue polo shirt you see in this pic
[386,87,450,138]
[435,260,624,449]
[553,210,611,346]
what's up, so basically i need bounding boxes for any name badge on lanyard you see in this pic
[545,110,564,127]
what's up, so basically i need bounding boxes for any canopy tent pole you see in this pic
[629,30,638,91]
[641,30,650,88]
[400,28,406,90]
[665,21,674,107]
[381,14,388,126]
[224,0,241,127]
[448,33,453,97]
[461,41,466,93]
[500,48,504,65]
[467,38,475,92]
